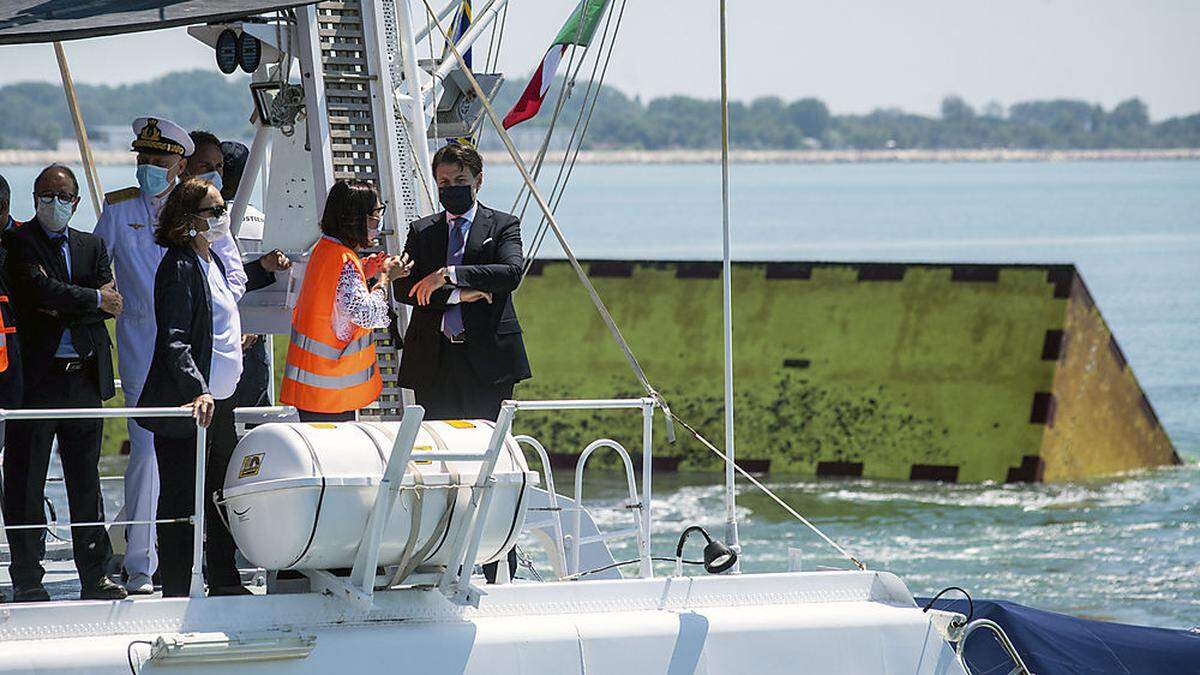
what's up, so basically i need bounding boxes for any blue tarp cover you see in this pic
[918,597,1200,675]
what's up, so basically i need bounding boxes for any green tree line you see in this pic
[1,69,1198,151]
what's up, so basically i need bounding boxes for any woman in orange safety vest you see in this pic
[280,180,410,421]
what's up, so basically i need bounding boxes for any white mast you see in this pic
[718,0,740,569]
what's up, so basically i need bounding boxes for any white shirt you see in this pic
[95,188,248,319]
[94,186,248,398]
[198,254,243,400]
[441,202,476,333]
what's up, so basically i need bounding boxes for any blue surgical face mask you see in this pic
[197,170,223,192]
[36,199,74,232]
[136,163,174,197]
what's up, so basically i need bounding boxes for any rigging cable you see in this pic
[474,0,509,147]
[419,0,865,572]
[508,0,609,216]
[514,0,621,223]
[519,0,628,280]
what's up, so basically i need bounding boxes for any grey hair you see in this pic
[0,173,9,207]
[34,163,80,195]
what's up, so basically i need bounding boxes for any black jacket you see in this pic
[137,245,225,437]
[394,204,531,388]
[245,255,276,292]
[4,218,116,400]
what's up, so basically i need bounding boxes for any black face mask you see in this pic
[438,184,475,215]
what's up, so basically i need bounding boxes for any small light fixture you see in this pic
[215,29,239,74]
[148,631,316,665]
[239,32,262,73]
[675,525,738,576]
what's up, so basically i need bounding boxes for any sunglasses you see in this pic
[370,203,388,217]
[35,192,77,205]
[196,203,228,219]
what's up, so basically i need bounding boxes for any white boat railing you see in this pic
[2,398,662,603]
[511,435,566,573]
[505,397,658,580]
[570,439,648,577]
[0,405,295,599]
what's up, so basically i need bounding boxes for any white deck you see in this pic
[0,570,966,674]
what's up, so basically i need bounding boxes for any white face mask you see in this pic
[201,212,231,242]
[36,200,73,232]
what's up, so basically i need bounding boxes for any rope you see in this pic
[419,0,870,570]
[666,412,865,571]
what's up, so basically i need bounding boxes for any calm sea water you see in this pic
[10,160,1199,628]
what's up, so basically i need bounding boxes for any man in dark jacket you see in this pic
[396,143,531,421]
[2,164,126,601]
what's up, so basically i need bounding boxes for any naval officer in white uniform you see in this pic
[94,117,247,594]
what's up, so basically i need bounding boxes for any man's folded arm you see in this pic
[452,217,523,294]
[13,239,99,315]
[392,225,453,309]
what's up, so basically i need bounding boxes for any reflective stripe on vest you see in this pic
[290,327,373,361]
[283,362,377,390]
[280,237,382,413]
[0,294,11,372]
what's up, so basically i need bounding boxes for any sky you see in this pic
[0,0,1197,119]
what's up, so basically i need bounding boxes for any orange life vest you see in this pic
[279,238,382,413]
[0,295,13,373]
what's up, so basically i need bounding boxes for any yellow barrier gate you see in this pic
[513,261,1179,483]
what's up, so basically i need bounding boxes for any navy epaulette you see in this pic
[104,187,140,205]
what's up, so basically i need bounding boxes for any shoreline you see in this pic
[1,147,1197,166]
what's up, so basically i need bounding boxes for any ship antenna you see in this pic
[717,0,741,571]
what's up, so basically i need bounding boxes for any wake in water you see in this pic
[554,461,1200,629]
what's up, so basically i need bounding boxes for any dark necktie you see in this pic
[49,234,91,357]
[50,234,69,278]
[443,217,466,338]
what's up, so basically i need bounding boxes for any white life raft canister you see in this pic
[219,420,536,573]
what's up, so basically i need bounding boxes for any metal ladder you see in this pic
[311,0,432,420]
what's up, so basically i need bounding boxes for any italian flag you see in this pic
[502,0,611,129]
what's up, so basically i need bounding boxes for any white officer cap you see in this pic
[131,116,194,157]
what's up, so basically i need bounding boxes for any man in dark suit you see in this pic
[396,143,531,421]
[2,164,126,601]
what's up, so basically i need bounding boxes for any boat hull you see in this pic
[0,571,965,674]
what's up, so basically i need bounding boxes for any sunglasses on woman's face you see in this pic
[196,203,228,219]
[370,203,388,217]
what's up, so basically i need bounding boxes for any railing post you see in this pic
[445,404,516,597]
[641,398,654,578]
[350,405,426,596]
[189,421,208,598]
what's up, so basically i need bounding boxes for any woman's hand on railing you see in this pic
[188,394,216,428]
